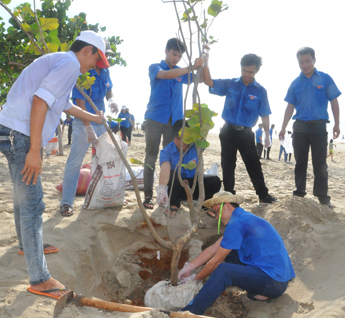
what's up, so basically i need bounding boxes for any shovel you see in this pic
[53,290,214,318]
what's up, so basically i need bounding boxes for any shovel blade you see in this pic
[53,290,74,318]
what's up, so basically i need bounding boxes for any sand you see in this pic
[0,131,345,318]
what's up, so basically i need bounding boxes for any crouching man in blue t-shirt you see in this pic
[179,191,295,315]
[157,120,221,218]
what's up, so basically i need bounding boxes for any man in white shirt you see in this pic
[0,31,108,299]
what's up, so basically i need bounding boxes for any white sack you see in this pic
[125,167,157,190]
[144,280,202,311]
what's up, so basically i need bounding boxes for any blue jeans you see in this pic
[0,125,50,285]
[182,250,289,315]
[279,145,287,162]
[60,119,106,207]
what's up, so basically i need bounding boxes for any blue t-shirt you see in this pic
[63,118,73,126]
[118,112,131,128]
[160,141,198,179]
[72,68,113,114]
[210,77,271,127]
[128,114,135,127]
[284,69,341,121]
[255,128,262,143]
[220,207,295,282]
[145,60,192,125]
[107,120,118,129]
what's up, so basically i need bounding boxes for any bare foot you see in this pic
[29,277,70,298]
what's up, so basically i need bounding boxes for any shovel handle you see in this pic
[79,296,213,318]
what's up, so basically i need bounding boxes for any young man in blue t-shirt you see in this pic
[143,38,203,209]
[279,47,341,208]
[179,192,295,315]
[203,48,276,204]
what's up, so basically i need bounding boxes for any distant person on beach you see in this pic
[156,120,221,218]
[279,47,341,208]
[255,123,263,159]
[62,114,73,145]
[126,108,135,144]
[60,39,118,217]
[143,38,203,210]
[203,46,277,204]
[179,192,295,315]
[118,105,133,144]
[0,30,107,299]
[264,124,275,159]
[327,139,336,161]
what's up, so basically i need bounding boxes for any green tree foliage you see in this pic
[0,0,126,104]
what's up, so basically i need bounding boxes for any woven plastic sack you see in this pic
[144,280,202,311]
[125,167,157,190]
[45,136,59,156]
[82,132,128,209]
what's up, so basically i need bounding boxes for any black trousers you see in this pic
[144,118,173,198]
[120,126,129,142]
[264,146,271,159]
[167,170,221,208]
[219,124,269,199]
[292,120,329,203]
[256,143,263,158]
[67,125,72,145]
[128,126,133,142]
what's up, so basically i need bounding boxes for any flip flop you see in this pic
[164,206,179,219]
[27,285,69,299]
[246,292,270,302]
[143,198,154,210]
[18,243,59,256]
[60,204,74,217]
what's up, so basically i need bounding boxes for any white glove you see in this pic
[108,98,119,114]
[178,262,196,281]
[85,125,97,144]
[180,274,199,284]
[156,184,169,207]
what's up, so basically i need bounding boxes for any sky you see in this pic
[1,0,345,136]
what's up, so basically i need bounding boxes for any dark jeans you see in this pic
[182,250,289,315]
[219,124,269,199]
[144,118,173,198]
[256,142,263,158]
[128,126,133,142]
[120,126,129,142]
[264,145,271,159]
[292,120,329,203]
[167,170,221,207]
[67,125,72,145]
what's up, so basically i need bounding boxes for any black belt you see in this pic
[227,123,252,131]
[296,119,329,125]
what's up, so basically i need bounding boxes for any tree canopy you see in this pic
[0,0,126,104]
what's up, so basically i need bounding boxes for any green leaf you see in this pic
[185,109,197,118]
[60,42,70,52]
[196,139,210,149]
[130,158,144,165]
[0,0,12,4]
[44,42,59,53]
[22,4,34,17]
[181,160,197,170]
[39,17,59,30]
[22,23,31,32]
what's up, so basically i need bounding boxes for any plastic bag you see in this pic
[125,167,157,190]
[45,136,59,156]
[144,280,202,311]
[204,162,219,176]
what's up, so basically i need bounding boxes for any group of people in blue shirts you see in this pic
[141,38,340,314]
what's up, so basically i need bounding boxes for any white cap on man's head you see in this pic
[75,31,110,69]
[121,105,126,110]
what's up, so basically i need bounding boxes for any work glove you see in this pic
[180,274,199,285]
[85,125,98,144]
[178,262,196,281]
[156,184,169,207]
[108,98,119,114]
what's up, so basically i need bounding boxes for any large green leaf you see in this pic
[181,160,196,170]
[39,17,59,30]
[60,42,70,52]
[22,23,31,32]
[1,0,12,5]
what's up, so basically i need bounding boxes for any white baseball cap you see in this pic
[76,31,110,69]
[121,105,126,110]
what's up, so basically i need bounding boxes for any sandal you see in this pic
[164,206,179,219]
[143,198,154,210]
[18,243,59,256]
[60,204,74,217]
